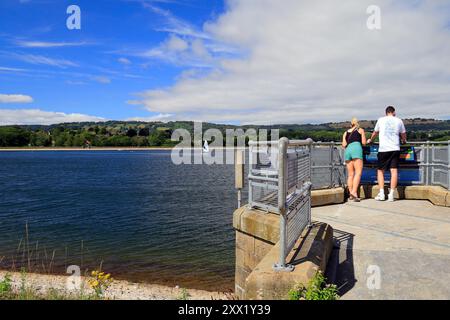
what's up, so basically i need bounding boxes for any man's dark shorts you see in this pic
[377,151,401,171]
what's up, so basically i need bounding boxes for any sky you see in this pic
[0,0,449,125]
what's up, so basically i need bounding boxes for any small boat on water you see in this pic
[203,140,209,153]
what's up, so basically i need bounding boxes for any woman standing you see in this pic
[342,118,366,201]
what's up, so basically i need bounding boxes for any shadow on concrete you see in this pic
[326,228,356,296]
[289,222,329,267]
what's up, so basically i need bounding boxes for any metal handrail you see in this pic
[246,138,314,271]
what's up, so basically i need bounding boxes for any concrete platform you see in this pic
[314,199,450,299]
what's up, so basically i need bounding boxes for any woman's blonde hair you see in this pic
[351,117,359,129]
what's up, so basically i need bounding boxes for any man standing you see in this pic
[367,106,407,201]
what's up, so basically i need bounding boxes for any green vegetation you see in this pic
[176,287,190,300]
[0,118,449,148]
[0,269,110,300]
[0,273,12,295]
[288,271,339,300]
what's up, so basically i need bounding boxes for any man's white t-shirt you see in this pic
[374,116,406,152]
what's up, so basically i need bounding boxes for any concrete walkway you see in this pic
[313,199,450,300]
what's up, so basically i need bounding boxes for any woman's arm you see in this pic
[342,132,348,148]
[367,131,378,144]
[359,128,367,146]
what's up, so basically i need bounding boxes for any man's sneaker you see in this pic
[375,193,385,201]
[387,192,395,202]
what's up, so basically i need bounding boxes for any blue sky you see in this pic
[0,0,228,123]
[1,0,449,125]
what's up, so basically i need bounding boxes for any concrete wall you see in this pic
[234,185,449,299]
[233,207,279,298]
[359,185,450,207]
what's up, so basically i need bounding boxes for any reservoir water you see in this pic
[0,148,342,291]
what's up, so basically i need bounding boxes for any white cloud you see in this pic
[15,40,89,48]
[125,113,174,122]
[166,34,189,52]
[0,66,27,73]
[91,76,111,84]
[0,109,105,125]
[131,0,450,124]
[0,94,33,104]
[145,3,211,40]
[118,57,132,65]
[131,4,236,68]
[12,53,78,68]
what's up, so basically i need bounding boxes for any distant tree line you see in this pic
[0,120,449,148]
[0,124,173,147]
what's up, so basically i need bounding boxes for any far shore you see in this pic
[0,146,248,151]
[0,270,231,300]
[0,147,173,151]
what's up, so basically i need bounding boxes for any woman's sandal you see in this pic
[350,193,361,202]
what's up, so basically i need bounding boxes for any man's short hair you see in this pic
[385,106,396,114]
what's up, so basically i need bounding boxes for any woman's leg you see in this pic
[352,159,363,196]
[346,161,354,196]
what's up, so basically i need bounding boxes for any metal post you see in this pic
[448,141,450,190]
[429,141,433,185]
[237,190,242,208]
[308,143,313,227]
[330,142,334,188]
[248,145,253,207]
[235,149,244,208]
[273,137,293,272]
[420,142,425,185]
[426,141,430,185]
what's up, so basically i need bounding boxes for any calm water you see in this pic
[0,148,341,291]
[0,150,241,291]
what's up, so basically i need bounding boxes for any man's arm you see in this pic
[400,132,407,144]
[367,120,379,144]
[400,120,407,144]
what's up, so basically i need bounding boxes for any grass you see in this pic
[0,223,113,300]
[176,287,190,300]
[0,269,107,300]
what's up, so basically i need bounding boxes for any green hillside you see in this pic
[0,119,449,147]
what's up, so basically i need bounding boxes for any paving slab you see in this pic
[313,199,450,300]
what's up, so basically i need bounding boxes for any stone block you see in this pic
[311,188,345,207]
[244,223,334,300]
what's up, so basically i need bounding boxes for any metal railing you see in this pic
[242,139,449,273]
[310,141,450,190]
[311,142,346,189]
[411,141,450,190]
[247,138,313,272]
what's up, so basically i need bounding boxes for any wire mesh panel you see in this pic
[285,186,311,254]
[432,168,449,189]
[431,145,449,189]
[413,142,450,190]
[287,149,310,192]
[433,147,449,164]
[311,143,346,189]
[247,139,314,272]
[248,143,280,212]
[248,180,278,212]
